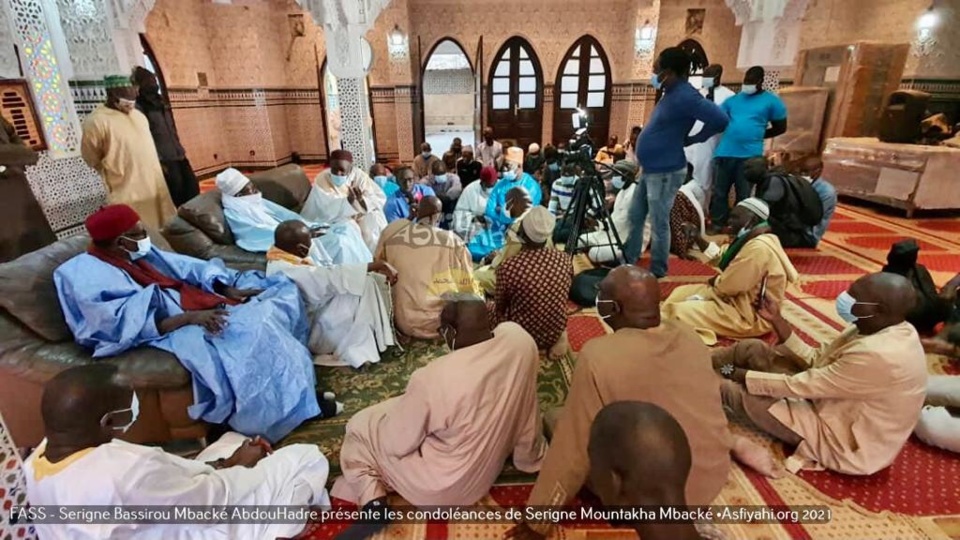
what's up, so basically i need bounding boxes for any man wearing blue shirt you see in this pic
[625,47,728,277]
[384,166,435,223]
[710,66,787,232]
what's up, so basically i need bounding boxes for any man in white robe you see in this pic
[216,168,371,265]
[266,220,397,368]
[300,149,387,252]
[684,64,735,197]
[451,165,497,242]
[24,364,330,540]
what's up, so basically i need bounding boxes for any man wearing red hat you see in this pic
[301,149,388,253]
[53,204,337,442]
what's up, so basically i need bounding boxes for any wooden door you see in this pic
[487,37,543,150]
[553,36,611,146]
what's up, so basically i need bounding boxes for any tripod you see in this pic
[559,160,627,266]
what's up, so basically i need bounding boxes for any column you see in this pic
[336,76,373,169]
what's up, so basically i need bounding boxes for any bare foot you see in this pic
[732,435,786,479]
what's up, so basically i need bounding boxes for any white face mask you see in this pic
[100,392,140,433]
[122,236,151,260]
[117,98,136,112]
[434,174,448,184]
[422,151,432,159]
[741,84,758,95]
[238,192,262,205]
[611,176,625,190]
[596,293,617,321]
[331,174,349,187]
[502,169,517,181]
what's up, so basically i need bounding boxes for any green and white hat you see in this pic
[103,75,132,89]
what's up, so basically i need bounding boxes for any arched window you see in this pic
[553,35,612,146]
[487,37,543,150]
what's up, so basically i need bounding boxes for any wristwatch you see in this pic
[719,363,735,379]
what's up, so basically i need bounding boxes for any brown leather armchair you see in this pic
[0,232,205,448]
[162,164,314,271]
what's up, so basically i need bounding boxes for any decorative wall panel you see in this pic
[422,68,473,95]
[56,0,120,79]
[25,152,107,234]
[0,0,20,78]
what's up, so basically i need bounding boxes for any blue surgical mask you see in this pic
[651,73,662,90]
[559,175,575,185]
[502,170,517,181]
[373,175,388,188]
[741,84,758,95]
[122,236,151,260]
[835,291,878,324]
[435,174,448,184]
[331,174,349,187]
[549,162,560,172]
[611,176,625,190]
[100,391,140,433]
[702,78,716,90]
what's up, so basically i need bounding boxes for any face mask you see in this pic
[331,174,349,187]
[117,98,136,112]
[835,291,878,324]
[373,175,388,188]
[481,185,492,194]
[238,192,262,205]
[502,170,517,181]
[611,176,625,190]
[422,151,432,159]
[651,73,662,90]
[549,162,560,172]
[736,226,750,239]
[596,293,617,320]
[741,84,758,95]
[100,392,140,433]
[702,78,716,90]
[559,175,575,185]
[122,236,151,260]
[434,174,448,184]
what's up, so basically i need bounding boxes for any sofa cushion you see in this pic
[177,190,233,245]
[249,164,312,212]
[0,235,88,342]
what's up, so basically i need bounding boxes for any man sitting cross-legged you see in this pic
[54,204,333,442]
[374,196,479,339]
[266,220,398,368]
[662,197,799,345]
[216,167,371,265]
[332,295,546,539]
[714,272,927,474]
[24,364,331,540]
[507,266,733,538]
[493,206,573,359]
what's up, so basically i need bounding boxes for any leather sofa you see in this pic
[0,232,205,448]
[162,164,314,271]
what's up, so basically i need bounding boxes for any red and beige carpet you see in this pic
[258,176,958,539]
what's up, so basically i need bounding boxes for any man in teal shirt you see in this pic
[710,66,787,232]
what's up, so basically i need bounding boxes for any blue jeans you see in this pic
[623,167,686,277]
[710,157,754,227]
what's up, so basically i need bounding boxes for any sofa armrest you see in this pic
[0,313,191,389]
[162,216,266,271]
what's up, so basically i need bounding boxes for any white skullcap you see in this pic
[216,167,250,197]
[521,206,556,244]
[528,143,540,154]
[737,197,770,220]
[462,144,474,153]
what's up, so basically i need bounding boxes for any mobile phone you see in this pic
[758,275,768,302]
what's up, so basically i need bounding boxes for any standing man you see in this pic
[477,126,504,169]
[413,142,439,178]
[685,64,735,199]
[81,75,176,230]
[457,145,483,188]
[710,65,787,232]
[131,66,198,207]
[623,48,728,277]
[449,137,463,160]
[0,116,56,261]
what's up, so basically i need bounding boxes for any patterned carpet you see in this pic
[281,200,960,540]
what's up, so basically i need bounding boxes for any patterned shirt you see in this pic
[494,248,573,350]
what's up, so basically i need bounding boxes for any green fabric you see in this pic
[103,75,132,88]
[718,221,769,271]
[279,339,576,482]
